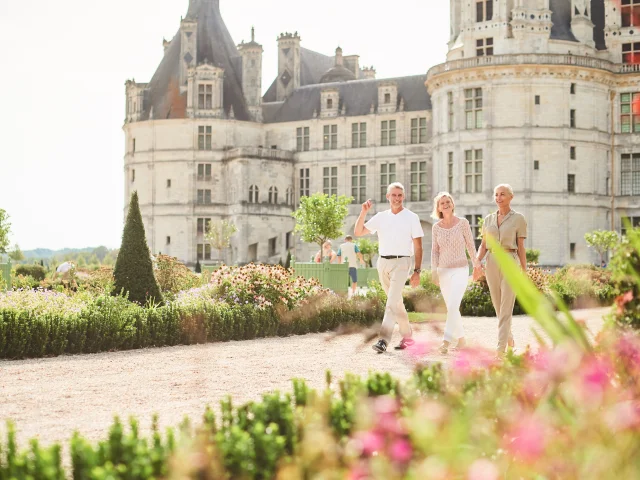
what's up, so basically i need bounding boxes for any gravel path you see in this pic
[0,308,608,449]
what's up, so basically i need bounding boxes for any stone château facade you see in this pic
[124,0,640,267]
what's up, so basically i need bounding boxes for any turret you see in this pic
[238,27,264,122]
[276,32,301,101]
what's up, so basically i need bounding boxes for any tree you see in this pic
[584,229,620,266]
[205,220,238,262]
[292,193,352,251]
[356,238,379,268]
[0,209,11,255]
[113,191,163,305]
[195,259,202,273]
[92,246,109,262]
[8,244,24,262]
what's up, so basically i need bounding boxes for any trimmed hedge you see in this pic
[0,294,383,359]
[14,264,46,282]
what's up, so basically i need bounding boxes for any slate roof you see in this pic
[140,0,251,121]
[263,75,431,124]
[549,0,606,50]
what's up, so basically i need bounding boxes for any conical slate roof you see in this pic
[140,0,250,121]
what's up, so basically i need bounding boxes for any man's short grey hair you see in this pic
[494,184,514,197]
[386,182,405,194]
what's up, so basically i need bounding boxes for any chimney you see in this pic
[335,46,343,66]
[343,55,360,79]
[362,66,376,79]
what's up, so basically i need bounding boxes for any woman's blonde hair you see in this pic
[431,192,455,220]
[494,184,514,197]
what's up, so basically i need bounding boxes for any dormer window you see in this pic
[199,84,213,109]
[476,0,493,22]
[327,98,333,109]
[384,93,391,104]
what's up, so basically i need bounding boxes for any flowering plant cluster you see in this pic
[204,263,329,310]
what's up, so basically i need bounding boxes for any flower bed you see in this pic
[2,328,639,479]
[0,264,383,359]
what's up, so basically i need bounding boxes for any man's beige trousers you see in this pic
[377,257,413,343]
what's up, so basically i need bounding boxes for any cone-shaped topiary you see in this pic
[195,259,202,273]
[113,191,163,305]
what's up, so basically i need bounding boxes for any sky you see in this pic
[0,0,449,251]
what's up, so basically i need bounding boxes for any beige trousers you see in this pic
[485,253,517,352]
[377,257,412,344]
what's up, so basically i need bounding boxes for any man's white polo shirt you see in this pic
[364,208,424,256]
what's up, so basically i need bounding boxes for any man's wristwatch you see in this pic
[413,268,422,274]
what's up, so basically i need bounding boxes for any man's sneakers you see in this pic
[372,339,388,353]
[394,338,415,350]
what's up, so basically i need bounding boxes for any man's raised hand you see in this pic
[361,199,373,213]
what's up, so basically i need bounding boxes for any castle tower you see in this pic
[238,27,264,122]
[276,32,301,101]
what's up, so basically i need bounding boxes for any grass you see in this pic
[408,312,444,323]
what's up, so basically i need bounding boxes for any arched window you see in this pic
[269,186,278,204]
[285,187,294,205]
[249,185,259,203]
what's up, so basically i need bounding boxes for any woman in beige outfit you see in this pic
[476,184,528,354]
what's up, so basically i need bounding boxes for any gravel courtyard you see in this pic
[0,308,608,448]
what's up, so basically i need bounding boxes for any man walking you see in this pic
[355,182,424,353]
[337,235,365,298]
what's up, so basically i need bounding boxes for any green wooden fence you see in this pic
[292,258,379,293]
[0,260,11,291]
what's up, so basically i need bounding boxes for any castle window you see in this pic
[296,127,310,151]
[570,243,576,260]
[249,185,259,203]
[570,146,576,160]
[131,169,135,183]
[132,138,136,153]
[568,174,576,193]
[352,122,366,148]
[327,98,333,109]
[476,0,493,22]
[381,120,396,146]
[447,152,454,193]
[323,125,338,150]
[570,109,576,128]
[197,243,212,260]
[476,38,493,56]
[351,165,366,204]
[166,236,171,245]
[411,117,428,143]
[197,189,212,205]
[198,126,212,150]
[268,237,277,257]
[286,231,293,250]
[464,149,483,194]
[410,161,428,201]
[384,93,391,104]
[447,92,454,131]
[621,92,640,133]
[621,153,640,195]
[465,89,483,129]
[167,179,172,188]
[380,163,397,202]
[286,187,294,205]
[535,95,540,105]
[622,1,640,28]
[268,186,278,204]
[465,215,483,248]
[197,218,212,235]
[534,160,540,170]
[323,166,338,196]
[299,168,310,199]
[622,216,640,235]
[198,163,212,181]
[622,42,640,64]
[198,84,213,109]
[570,83,576,94]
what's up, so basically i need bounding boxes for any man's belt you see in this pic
[380,255,409,259]
[488,249,517,253]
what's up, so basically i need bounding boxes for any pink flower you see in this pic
[580,357,613,397]
[406,339,436,359]
[358,430,385,456]
[348,464,370,480]
[452,347,498,377]
[389,438,413,463]
[467,459,500,480]
[504,415,547,463]
[605,401,640,432]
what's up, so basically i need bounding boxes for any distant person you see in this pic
[337,235,365,298]
[314,241,337,264]
[52,261,78,289]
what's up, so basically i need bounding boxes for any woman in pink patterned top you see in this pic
[430,192,481,354]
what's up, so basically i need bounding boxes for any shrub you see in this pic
[525,248,540,264]
[14,264,46,282]
[154,254,200,297]
[113,191,162,305]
